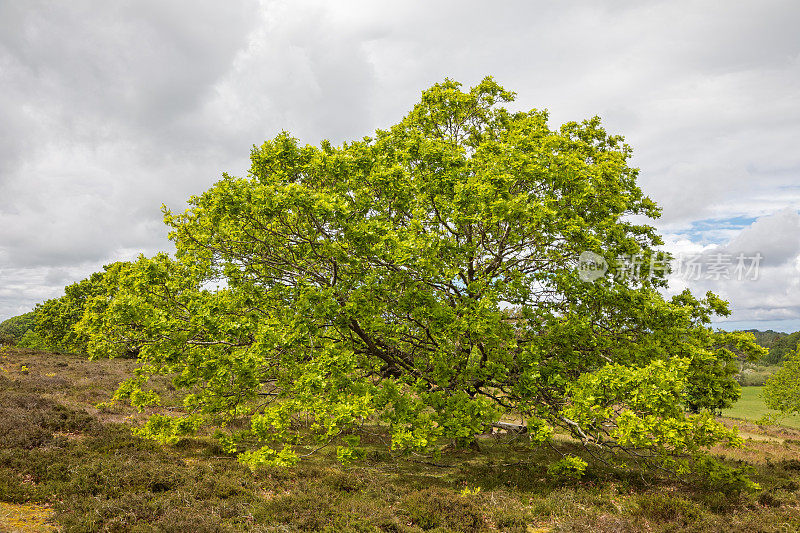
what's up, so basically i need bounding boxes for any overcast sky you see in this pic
[1,0,799,331]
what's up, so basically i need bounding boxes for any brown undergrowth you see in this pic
[0,347,799,532]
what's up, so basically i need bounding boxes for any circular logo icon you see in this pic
[578,251,608,282]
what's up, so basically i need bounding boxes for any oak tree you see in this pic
[80,78,762,484]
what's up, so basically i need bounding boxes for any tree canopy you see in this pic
[747,329,800,365]
[14,267,126,354]
[764,347,800,415]
[77,77,763,484]
[0,311,36,345]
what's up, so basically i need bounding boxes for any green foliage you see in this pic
[17,329,48,351]
[764,347,800,415]
[16,263,136,355]
[238,444,300,469]
[29,271,108,354]
[692,455,760,493]
[132,414,203,445]
[15,264,134,355]
[747,329,800,365]
[76,77,764,483]
[0,312,37,344]
[547,455,588,481]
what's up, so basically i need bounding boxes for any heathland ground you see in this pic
[1,347,799,532]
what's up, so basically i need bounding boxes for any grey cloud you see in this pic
[0,1,257,121]
[722,208,800,267]
[1,0,800,327]
[350,0,800,227]
[0,0,387,318]
[664,209,800,325]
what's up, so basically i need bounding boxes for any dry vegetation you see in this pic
[1,346,799,532]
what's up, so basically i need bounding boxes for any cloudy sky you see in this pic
[1,0,799,331]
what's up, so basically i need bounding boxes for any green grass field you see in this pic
[722,386,800,429]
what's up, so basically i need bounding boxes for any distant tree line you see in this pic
[0,311,36,345]
[0,264,133,356]
[745,329,800,365]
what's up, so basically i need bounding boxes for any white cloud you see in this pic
[661,209,800,327]
[724,208,800,266]
[1,0,799,328]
